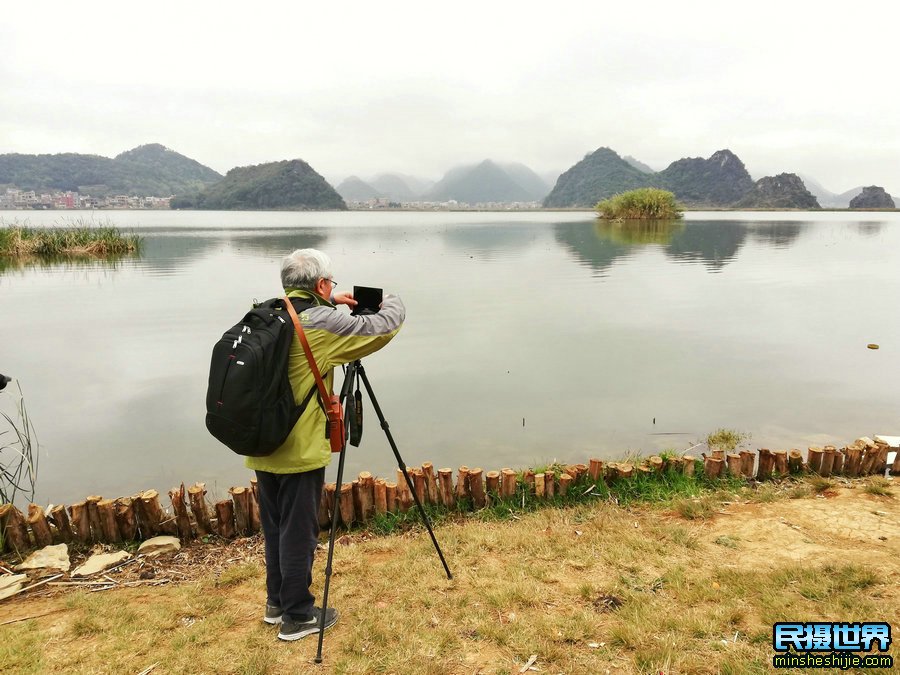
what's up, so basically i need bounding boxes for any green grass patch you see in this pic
[595,188,683,220]
[0,219,141,261]
[706,428,750,453]
[863,476,894,497]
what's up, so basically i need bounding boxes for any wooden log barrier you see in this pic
[819,448,836,478]
[704,457,724,479]
[26,504,53,549]
[788,450,804,474]
[69,501,91,544]
[618,463,634,480]
[229,487,251,536]
[385,482,398,513]
[726,453,742,477]
[739,450,755,478]
[558,473,572,496]
[710,449,725,461]
[86,495,103,542]
[604,463,619,483]
[421,463,438,504]
[773,450,788,476]
[139,490,165,538]
[358,472,375,521]
[188,484,213,536]
[589,458,604,481]
[757,449,776,481]
[534,473,546,498]
[114,497,138,541]
[468,468,486,509]
[681,456,696,477]
[485,470,500,499]
[455,466,470,502]
[49,504,74,543]
[168,484,193,540]
[545,470,555,498]
[339,483,355,526]
[438,468,455,507]
[97,499,122,543]
[411,469,427,505]
[215,499,235,539]
[374,479,387,515]
[523,469,536,493]
[500,468,516,499]
[648,456,663,474]
[0,504,29,554]
[892,448,900,476]
[859,444,878,476]
[843,446,862,477]
[831,450,844,476]
[874,441,890,475]
[807,447,824,474]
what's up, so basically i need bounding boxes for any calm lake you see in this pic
[2,210,899,506]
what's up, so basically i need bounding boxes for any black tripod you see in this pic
[314,359,452,663]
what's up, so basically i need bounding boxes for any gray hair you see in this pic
[280,248,333,290]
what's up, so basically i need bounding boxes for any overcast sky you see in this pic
[2,0,898,194]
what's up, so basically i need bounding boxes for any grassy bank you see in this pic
[0,220,141,259]
[1,476,896,674]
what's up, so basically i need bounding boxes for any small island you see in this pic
[595,188,683,220]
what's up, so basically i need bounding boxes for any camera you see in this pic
[350,286,383,317]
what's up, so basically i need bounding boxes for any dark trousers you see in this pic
[255,468,325,621]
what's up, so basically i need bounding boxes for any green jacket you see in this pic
[245,289,405,474]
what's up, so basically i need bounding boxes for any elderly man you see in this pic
[246,248,405,641]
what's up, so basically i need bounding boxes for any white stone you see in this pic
[138,536,181,556]
[72,550,131,577]
[14,543,70,573]
[0,573,28,600]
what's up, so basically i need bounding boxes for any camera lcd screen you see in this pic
[351,286,383,315]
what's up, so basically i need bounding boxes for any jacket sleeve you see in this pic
[311,295,406,369]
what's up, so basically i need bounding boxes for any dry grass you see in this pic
[1,488,898,674]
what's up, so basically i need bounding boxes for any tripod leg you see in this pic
[356,362,453,580]
[314,362,357,664]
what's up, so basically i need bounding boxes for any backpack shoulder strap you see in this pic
[283,297,331,403]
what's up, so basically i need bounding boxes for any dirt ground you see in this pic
[695,487,900,570]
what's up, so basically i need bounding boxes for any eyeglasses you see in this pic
[322,278,337,288]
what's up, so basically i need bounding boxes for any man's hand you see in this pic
[332,291,358,309]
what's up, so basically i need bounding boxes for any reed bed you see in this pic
[0,221,140,259]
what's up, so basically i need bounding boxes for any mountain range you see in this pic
[544,147,820,209]
[1,143,893,210]
[336,160,549,205]
[0,144,222,197]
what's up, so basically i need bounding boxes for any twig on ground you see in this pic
[0,609,60,626]
[0,573,63,601]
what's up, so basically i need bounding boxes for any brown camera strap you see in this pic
[283,296,332,408]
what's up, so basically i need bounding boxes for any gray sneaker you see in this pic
[264,602,283,625]
[277,606,338,641]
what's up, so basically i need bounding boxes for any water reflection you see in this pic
[665,222,748,270]
[594,219,685,246]
[748,223,805,248]
[853,222,884,237]
[553,221,630,274]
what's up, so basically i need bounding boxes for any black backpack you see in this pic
[205,297,318,456]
